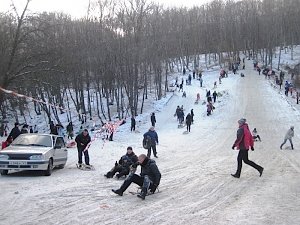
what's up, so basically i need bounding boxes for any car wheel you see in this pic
[0,170,8,176]
[44,158,53,176]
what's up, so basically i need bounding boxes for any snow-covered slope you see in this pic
[0,58,300,225]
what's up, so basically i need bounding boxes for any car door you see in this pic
[53,137,68,166]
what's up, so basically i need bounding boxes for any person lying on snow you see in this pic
[104,146,138,179]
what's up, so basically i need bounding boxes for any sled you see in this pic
[76,164,95,171]
[66,141,76,148]
[129,187,160,196]
[178,123,185,128]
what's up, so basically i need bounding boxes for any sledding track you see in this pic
[1,60,300,225]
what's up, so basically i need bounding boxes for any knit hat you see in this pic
[238,118,246,125]
[291,126,294,130]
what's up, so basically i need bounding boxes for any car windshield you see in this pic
[11,134,52,148]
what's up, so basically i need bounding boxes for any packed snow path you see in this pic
[1,61,300,225]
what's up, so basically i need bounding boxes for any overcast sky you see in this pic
[1,0,212,18]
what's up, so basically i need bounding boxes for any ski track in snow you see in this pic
[1,59,300,225]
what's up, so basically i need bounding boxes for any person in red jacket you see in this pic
[231,118,264,178]
[2,136,13,149]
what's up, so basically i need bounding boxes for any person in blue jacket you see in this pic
[143,126,158,158]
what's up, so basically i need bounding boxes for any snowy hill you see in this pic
[1,50,300,225]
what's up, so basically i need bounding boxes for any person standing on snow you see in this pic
[131,116,136,132]
[212,91,217,103]
[8,122,21,140]
[280,126,294,150]
[66,122,74,139]
[56,124,65,137]
[206,90,211,102]
[190,109,194,124]
[207,103,213,116]
[75,129,91,168]
[185,113,192,132]
[143,126,158,158]
[231,118,264,178]
[199,77,203,87]
[151,112,156,127]
[112,154,161,200]
[49,121,57,135]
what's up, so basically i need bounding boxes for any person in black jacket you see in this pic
[190,109,194,124]
[150,112,156,127]
[75,129,91,167]
[212,91,217,103]
[112,154,161,200]
[8,122,21,140]
[131,116,136,132]
[185,113,192,132]
[105,146,138,178]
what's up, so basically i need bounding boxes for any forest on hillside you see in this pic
[0,0,299,124]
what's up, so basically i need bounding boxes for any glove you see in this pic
[150,184,158,193]
[131,162,138,169]
[232,145,235,150]
[251,146,254,151]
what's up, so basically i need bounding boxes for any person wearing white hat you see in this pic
[280,126,294,150]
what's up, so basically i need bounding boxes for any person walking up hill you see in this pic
[231,118,264,178]
[280,126,294,150]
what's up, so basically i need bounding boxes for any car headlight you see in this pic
[0,154,9,160]
[29,155,43,160]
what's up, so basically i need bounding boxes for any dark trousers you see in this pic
[186,123,191,132]
[78,148,90,165]
[235,149,262,176]
[151,121,155,127]
[147,144,157,158]
[119,174,154,193]
[109,133,113,141]
[107,165,129,177]
[131,125,135,131]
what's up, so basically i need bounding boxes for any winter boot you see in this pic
[104,171,113,178]
[259,167,264,177]
[231,174,240,178]
[291,144,294,150]
[112,176,132,196]
[111,189,123,196]
[137,187,147,200]
[116,173,124,179]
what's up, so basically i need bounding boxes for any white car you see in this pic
[0,134,68,176]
